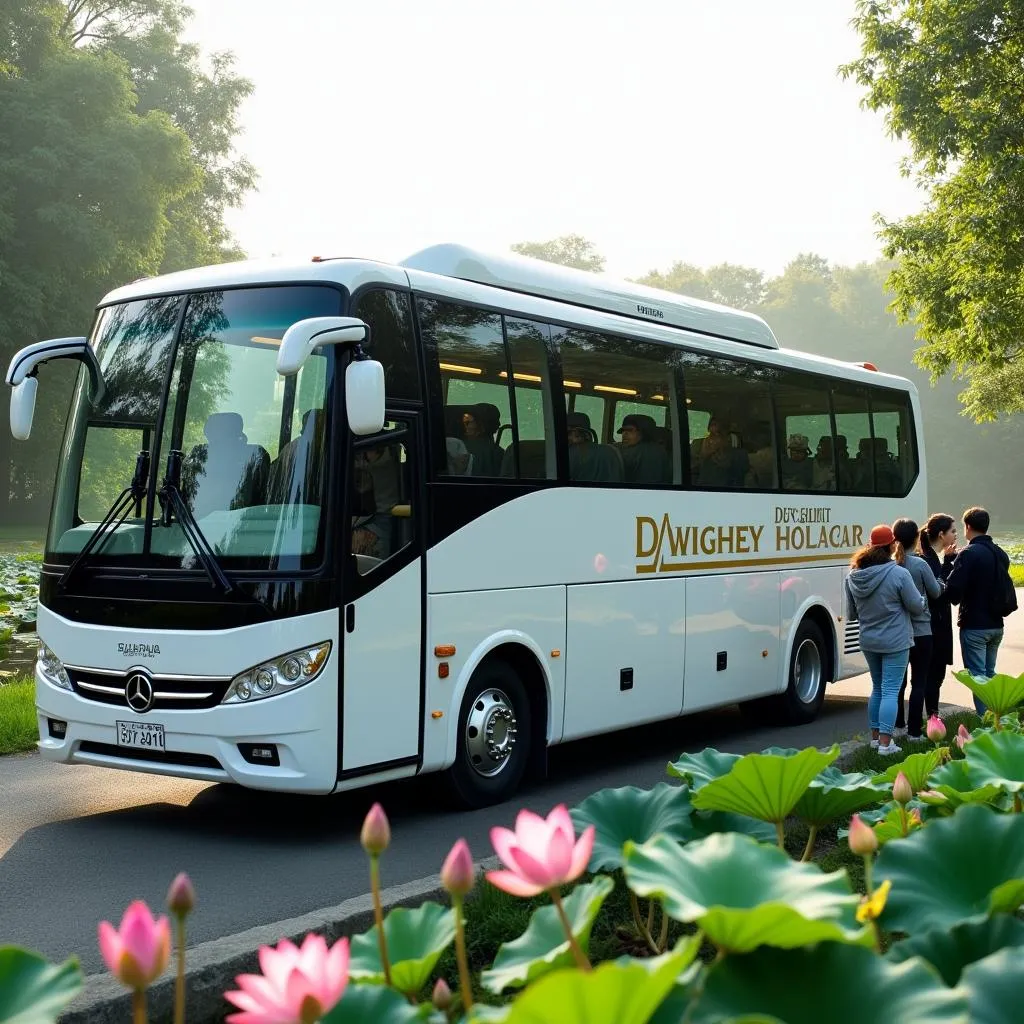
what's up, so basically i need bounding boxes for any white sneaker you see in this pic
[870,739,880,749]
[877,741,903,756]
[892,727,908,738]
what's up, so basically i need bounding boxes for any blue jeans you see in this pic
[960,628,1004,715]
[864,650,910,736]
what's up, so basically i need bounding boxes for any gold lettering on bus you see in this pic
[635,509,864,575]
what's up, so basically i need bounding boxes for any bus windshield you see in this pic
[47,285,341,572]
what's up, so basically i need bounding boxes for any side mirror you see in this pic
[277,317,369,376]
[10,378,38,441]
[346,359,385,436]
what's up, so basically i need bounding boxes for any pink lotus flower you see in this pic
[487,805,595,897]
[432,978,452,1011]
[892,771,913,805]
[956,724,973,751]
[360,803,390,856]
[98,900,171,990]
[847,814,878,856]
[225,935,349,1024]
[926,715,947,743]
[441,839,474,897]
[167,872,195,916]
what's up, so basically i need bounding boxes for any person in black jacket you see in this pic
[919,513,958,715]
[944,507,1013,714]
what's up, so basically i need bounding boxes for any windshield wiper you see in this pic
[59,450,150,590]
[156,450,233,594]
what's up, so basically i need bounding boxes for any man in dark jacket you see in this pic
[945,507,1013,714]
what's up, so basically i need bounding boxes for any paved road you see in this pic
[3,600,1021,974]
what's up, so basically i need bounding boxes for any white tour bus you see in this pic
[7,244,925,806]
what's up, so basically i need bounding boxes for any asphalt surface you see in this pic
[1,694,872,972]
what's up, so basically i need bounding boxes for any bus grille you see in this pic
[65,667,231,711]
[78,741,223,771]
[843,621,862,656]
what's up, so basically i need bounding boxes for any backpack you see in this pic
[986,544,1019,619]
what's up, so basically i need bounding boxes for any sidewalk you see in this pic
[831,589,1024,708]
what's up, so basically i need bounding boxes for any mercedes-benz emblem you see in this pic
[125,673,154,713]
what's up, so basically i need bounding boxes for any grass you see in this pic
[841,709,981,776]
[0,677,38,755]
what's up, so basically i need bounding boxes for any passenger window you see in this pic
[682,353,775,490]
[351,420,415,575]
[352,289,420,402]
[419,298,508,478]
[773,372,832,493]
[871,393,915,495]
[832,385,873,493]
[503,318,556,479]
[556,326,679,486]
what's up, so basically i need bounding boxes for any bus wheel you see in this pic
[447,660,532,809]
[780,619,828,724]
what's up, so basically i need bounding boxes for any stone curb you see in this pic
[60,855,501,1024]
[59,703,972,1023]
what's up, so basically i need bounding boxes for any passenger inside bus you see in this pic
[268,408,325,504]
[781,433,814,490]
[691,415,748,488]
[461,404,504,476]
[743,420,777,489]
[616,414,671,485]
[567,411,622,482]
[182,412,270,517]
[351,442,402,560]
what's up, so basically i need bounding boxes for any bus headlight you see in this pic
[38,644,72,691]
[222,642,331,705]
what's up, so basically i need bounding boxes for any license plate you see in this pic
[116,721,165,752]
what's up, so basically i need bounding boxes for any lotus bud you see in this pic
[956,724,973,751]
[360,803,391,856]
[848,814,878,856]
[892,771,912,806]
[167,872,195,917]
[432,978,452,1011]
[441,839,474,897]
[926,715,947,743]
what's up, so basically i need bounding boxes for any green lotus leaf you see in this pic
[685,944,967,1023]
[321,983,438,1023]
[876,804,1024,934]
[871,803,925,846]
[481,877,615,994]
[348,902,456,995]
[953,670,1024,719]
[667,748,740,789]
[691,746,839,823]
[887,916,1024,986]
[957,946,1024,1024]
[793,767,890,827]
[623,831,870,953]
[871,749,941,792]
[926,758,1005,811]
[684,810,778,846]
[950,729,1024,797]
[0,948,81,1024]
[496,944,694,1024]
[570,784,692,874]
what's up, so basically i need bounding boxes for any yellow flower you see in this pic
[856,879,891,923]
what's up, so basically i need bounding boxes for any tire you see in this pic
[445,659,532,809]
[776,619,829,724]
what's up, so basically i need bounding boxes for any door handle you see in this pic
[346,605,355,633]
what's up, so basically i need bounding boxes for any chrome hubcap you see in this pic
[465,688,518,778]
[793,638,822,704]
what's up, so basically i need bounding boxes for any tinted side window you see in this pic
[832,385,873,493]
[502,318,556,480]
[352,289,420,402]
[871,391,916,495]
[557,327,679,486]
[682,353,775,490]
[773,371,833,493]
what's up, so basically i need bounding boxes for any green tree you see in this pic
[634,262,766,311]
[511,234,605,273]
[842,0,1024,421]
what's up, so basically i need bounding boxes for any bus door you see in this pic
[340,413,424,775]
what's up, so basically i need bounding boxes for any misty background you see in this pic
[2,1,1022,539]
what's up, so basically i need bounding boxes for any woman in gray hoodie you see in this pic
[892,517,944,738]
[844,524,928,755]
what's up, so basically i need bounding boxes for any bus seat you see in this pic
[500,440,548,478]
[184,412,270,515]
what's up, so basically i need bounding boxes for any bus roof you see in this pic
[400,244,780,351]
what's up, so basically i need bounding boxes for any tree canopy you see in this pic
[511,234,605,273]
[842,0,1024,421]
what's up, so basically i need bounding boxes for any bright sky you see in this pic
[184,0,923,279]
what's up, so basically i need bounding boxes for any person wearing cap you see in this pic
[844,524,928,755]
[616,413,671,485]
[567,411,621,482]
[781,433,814,491]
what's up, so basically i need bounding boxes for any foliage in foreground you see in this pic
[0,678,37,756]
[6,673,1024,1022]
